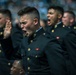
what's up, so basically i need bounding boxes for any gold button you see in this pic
[55,25,57,28]
[30,40,33,43]
[0,32,3,35]
[43,33,45,35]
[28,67,30,70]
[27,57,30,60]
[0,50,1,53]
[51,30,54,32]
[74,26,76,29]
[63,25,65,27]
[28,48,31,51]
[35,55,38,58]
[8,63,11,65]
[0,44,1,47]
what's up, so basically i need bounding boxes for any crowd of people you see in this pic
[0,0,76,21]
[0,1,76,75]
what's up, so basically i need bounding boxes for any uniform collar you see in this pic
[36,27,42,32]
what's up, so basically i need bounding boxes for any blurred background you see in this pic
[0,0,76,21]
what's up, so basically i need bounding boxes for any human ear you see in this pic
[33,18,38,25]
[58,14,62,19]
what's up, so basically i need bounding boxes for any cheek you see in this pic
[24,25,30,30]
[52,15,56,19]
[13,69,19,74]
[0,19,3,23]
[0,19,6,24]
[63,19,69,23]
[62,18,64,20]
[62,18,65,22]
[26,22,33,29]
[52,16,57,22]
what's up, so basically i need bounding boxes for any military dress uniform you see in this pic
[11,24,23,49]
[0,24,23,75]
[63,25,76,75]
[45,22,73,75]
[10,25,23,60]
[0,28,13,75]
[20,27,68,75]
[46,22,71,45]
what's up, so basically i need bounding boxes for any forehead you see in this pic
[48,8,56,12]
[20,14,32,21]
[13,61,20,67]
[0,13,4,17]
[63,13,70,16]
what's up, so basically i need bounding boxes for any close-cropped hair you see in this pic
[18,6,40,20]
[48,5,64,16]
[0,9,12,21]
[15,60,25,70]
[64,10,75,19]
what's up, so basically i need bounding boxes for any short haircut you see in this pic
[18,6,40,20]
[15,60,25,70]
[0,9,12,21]
[48,5,64,16]
[64,10,75,19]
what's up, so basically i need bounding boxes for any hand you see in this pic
[3,20,12,39]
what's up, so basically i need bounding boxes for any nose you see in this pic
[47,13,50,18]
[11,67,13,71]
[21,25,26,32]
[21,24,23,28]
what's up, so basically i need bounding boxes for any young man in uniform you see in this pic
[63,21,76,75]
[62,10,76,29]
[0,9,22,75]
[46,5,72,75]
[17,6,68,75]
[0,9,14,75]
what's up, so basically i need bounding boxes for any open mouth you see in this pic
[47,19,51,25]
[23,30,29,37]
[47,19,50,21]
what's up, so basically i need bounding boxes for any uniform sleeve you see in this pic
[63,31,76,75]
[2,36,14,59]
[63,31,76,57]
[45,41,67,75]
[11,26,23,48]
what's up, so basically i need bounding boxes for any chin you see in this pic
[10,72,13,75]
[47,24,51,26]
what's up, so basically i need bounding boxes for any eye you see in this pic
[20,22,26,25]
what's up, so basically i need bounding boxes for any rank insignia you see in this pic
[36,48,40,51]
[56,36,60,39]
